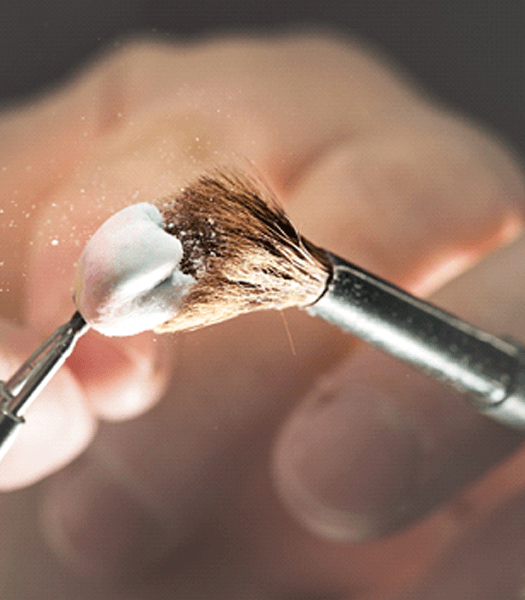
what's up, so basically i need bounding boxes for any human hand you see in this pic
[1,33,525,598]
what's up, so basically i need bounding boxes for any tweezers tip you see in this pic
[69,311,89,334]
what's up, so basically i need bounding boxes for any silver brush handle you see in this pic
[308,253,525,431]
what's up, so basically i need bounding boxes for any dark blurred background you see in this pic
[1,0,524,154]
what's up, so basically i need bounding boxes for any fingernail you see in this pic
[41,450,173,579]
[274,381,419,542]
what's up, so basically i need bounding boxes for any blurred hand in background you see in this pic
[0,33,525,599]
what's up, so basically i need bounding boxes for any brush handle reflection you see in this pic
[308,253,525,431]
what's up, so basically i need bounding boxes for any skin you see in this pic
[0,32,525,598]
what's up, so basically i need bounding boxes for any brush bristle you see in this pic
[155,170,331,332]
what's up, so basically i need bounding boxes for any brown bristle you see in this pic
[155,169,331,332]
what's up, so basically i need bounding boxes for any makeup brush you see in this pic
[1,167,523,464]
[74,170,525,431]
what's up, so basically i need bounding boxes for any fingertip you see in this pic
[0,324,168,490]
[0,314,168,491]
[274,342,523,546]
[0,353,96,491]
[273,376,420,543]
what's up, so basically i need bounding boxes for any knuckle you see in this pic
[81,37,178,130]
[96,37,171,76]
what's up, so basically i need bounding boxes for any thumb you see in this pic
[272,125,525,543]
[274,234,525,542]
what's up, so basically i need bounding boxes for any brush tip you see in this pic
[74,170,330,336]
[74,203,194,337]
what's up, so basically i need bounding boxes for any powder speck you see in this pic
[50,239,59,246]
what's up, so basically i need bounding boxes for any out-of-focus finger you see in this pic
[0,320,95,490]
[275,235,525,542]
[274,131,525,542]
[0,60,107,322]
[285,120,525,291]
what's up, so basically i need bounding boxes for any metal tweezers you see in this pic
[0,312,89,461]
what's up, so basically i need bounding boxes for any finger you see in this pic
[273,130,525,542]
[285,118,525,291]
[39,308,353,578]
[395,490,525,600]
[274,233,525,543]
[24,35,411,417]
[0,320,95,490]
